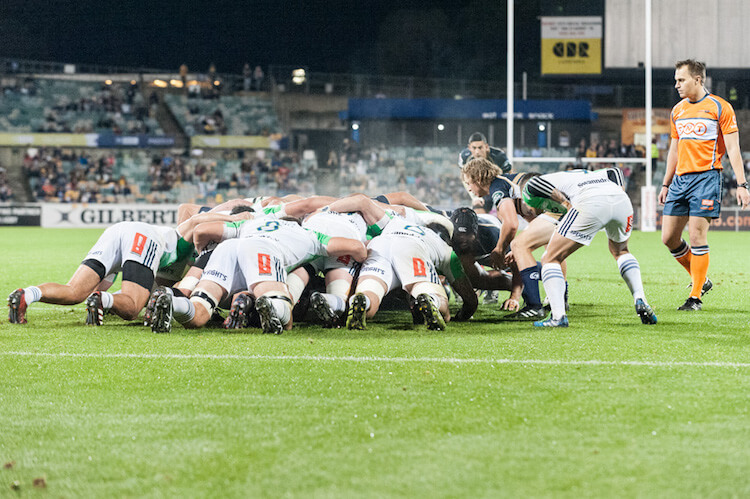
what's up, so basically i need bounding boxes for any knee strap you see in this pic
[410,281,447,300]
[190,290,220,315]
[326,278,352,300]
[356,278,386,301]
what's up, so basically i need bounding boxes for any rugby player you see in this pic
[7,210,249,325]
[150,216,367,334]
[523,169,657,327]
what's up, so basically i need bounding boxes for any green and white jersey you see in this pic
[379,216,465,283]
[238,217,331,271]
[156,227,196,281]
[302,211,367,242]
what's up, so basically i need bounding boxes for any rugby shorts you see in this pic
[556,192,633,245]
[663,169,723,218]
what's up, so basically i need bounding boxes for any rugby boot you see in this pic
[8,288,27,324]
[482,290,499,305]
[416,293,446,331]
[223,293,254,329]
[85,291,105,326]
[346,293,367,330]
[151,293,173,333]
[143,286,167,326]
[635,298,657,324]
[504,304,546,321]
[533,315,569,327]
[677,296,702,311]
[255,296,283,335]
[310,292,339,328]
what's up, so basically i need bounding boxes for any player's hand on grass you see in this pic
[453,307,473,321]
[502,298,520,311]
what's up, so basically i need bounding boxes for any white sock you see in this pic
[428,293,441,308]
[617,254,646,302]
[173,296,195,323]
[270,298,291,325]
[24,286,42,304]
[322,293,345,313]
[100,291,114,310]
[541,263,567,320]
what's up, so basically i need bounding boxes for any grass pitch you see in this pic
[1,227,750,497]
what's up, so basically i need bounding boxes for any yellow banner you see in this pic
[191,135,271,149]
[541,38,601,74]
[0,133,94,147]
[541,16,602,75]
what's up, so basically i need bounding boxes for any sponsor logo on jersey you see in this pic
[130,233,147,255]
[577,178,609,187]
[337,255,351,265]
[701,199,714,210]
[626,215,633,232]
[569,230,593,241]
[204,269,228,282]
[362,266,385,275]
[258,253,272,275]
[675,118,717,140]
[413,258,427,277]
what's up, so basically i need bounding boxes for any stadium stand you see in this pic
[164,94,281,136]
[0,77,162,135]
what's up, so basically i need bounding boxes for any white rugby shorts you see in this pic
[556,192,633,245]
[359,235,440,291]
[85,222,166,276]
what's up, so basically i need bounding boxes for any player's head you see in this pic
[467,132,490,160]
[674,59,706,100]
[426,222,452,245]
[462,157,500,196]
[230,205,255,215]
[450,207,478,255]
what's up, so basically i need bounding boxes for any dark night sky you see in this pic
[0,0,546,78]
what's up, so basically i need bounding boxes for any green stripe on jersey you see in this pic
[159,237,195,269]
[449,251,466,281]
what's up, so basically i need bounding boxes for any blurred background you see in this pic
[0,0,749,229]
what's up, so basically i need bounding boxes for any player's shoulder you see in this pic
[706,94,736,116]
[671,98,690,116]
[458,148,472,167]
[490,175,513,191]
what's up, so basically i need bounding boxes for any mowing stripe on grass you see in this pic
[2,351,750,368]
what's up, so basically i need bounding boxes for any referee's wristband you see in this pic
[738,182,749,190]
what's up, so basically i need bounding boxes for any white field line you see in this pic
[1,351,749,368]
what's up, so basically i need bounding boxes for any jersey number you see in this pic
[413,258,426,277]
[258,253,272,275]
[131,233,147,255]
[256,221,280,232]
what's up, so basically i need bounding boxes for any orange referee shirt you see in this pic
[670,93,738,175]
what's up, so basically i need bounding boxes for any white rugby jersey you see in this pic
[302,211,367,243]
[377,216,464,282]
[527,168,624,204]
[238,218,330,270]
